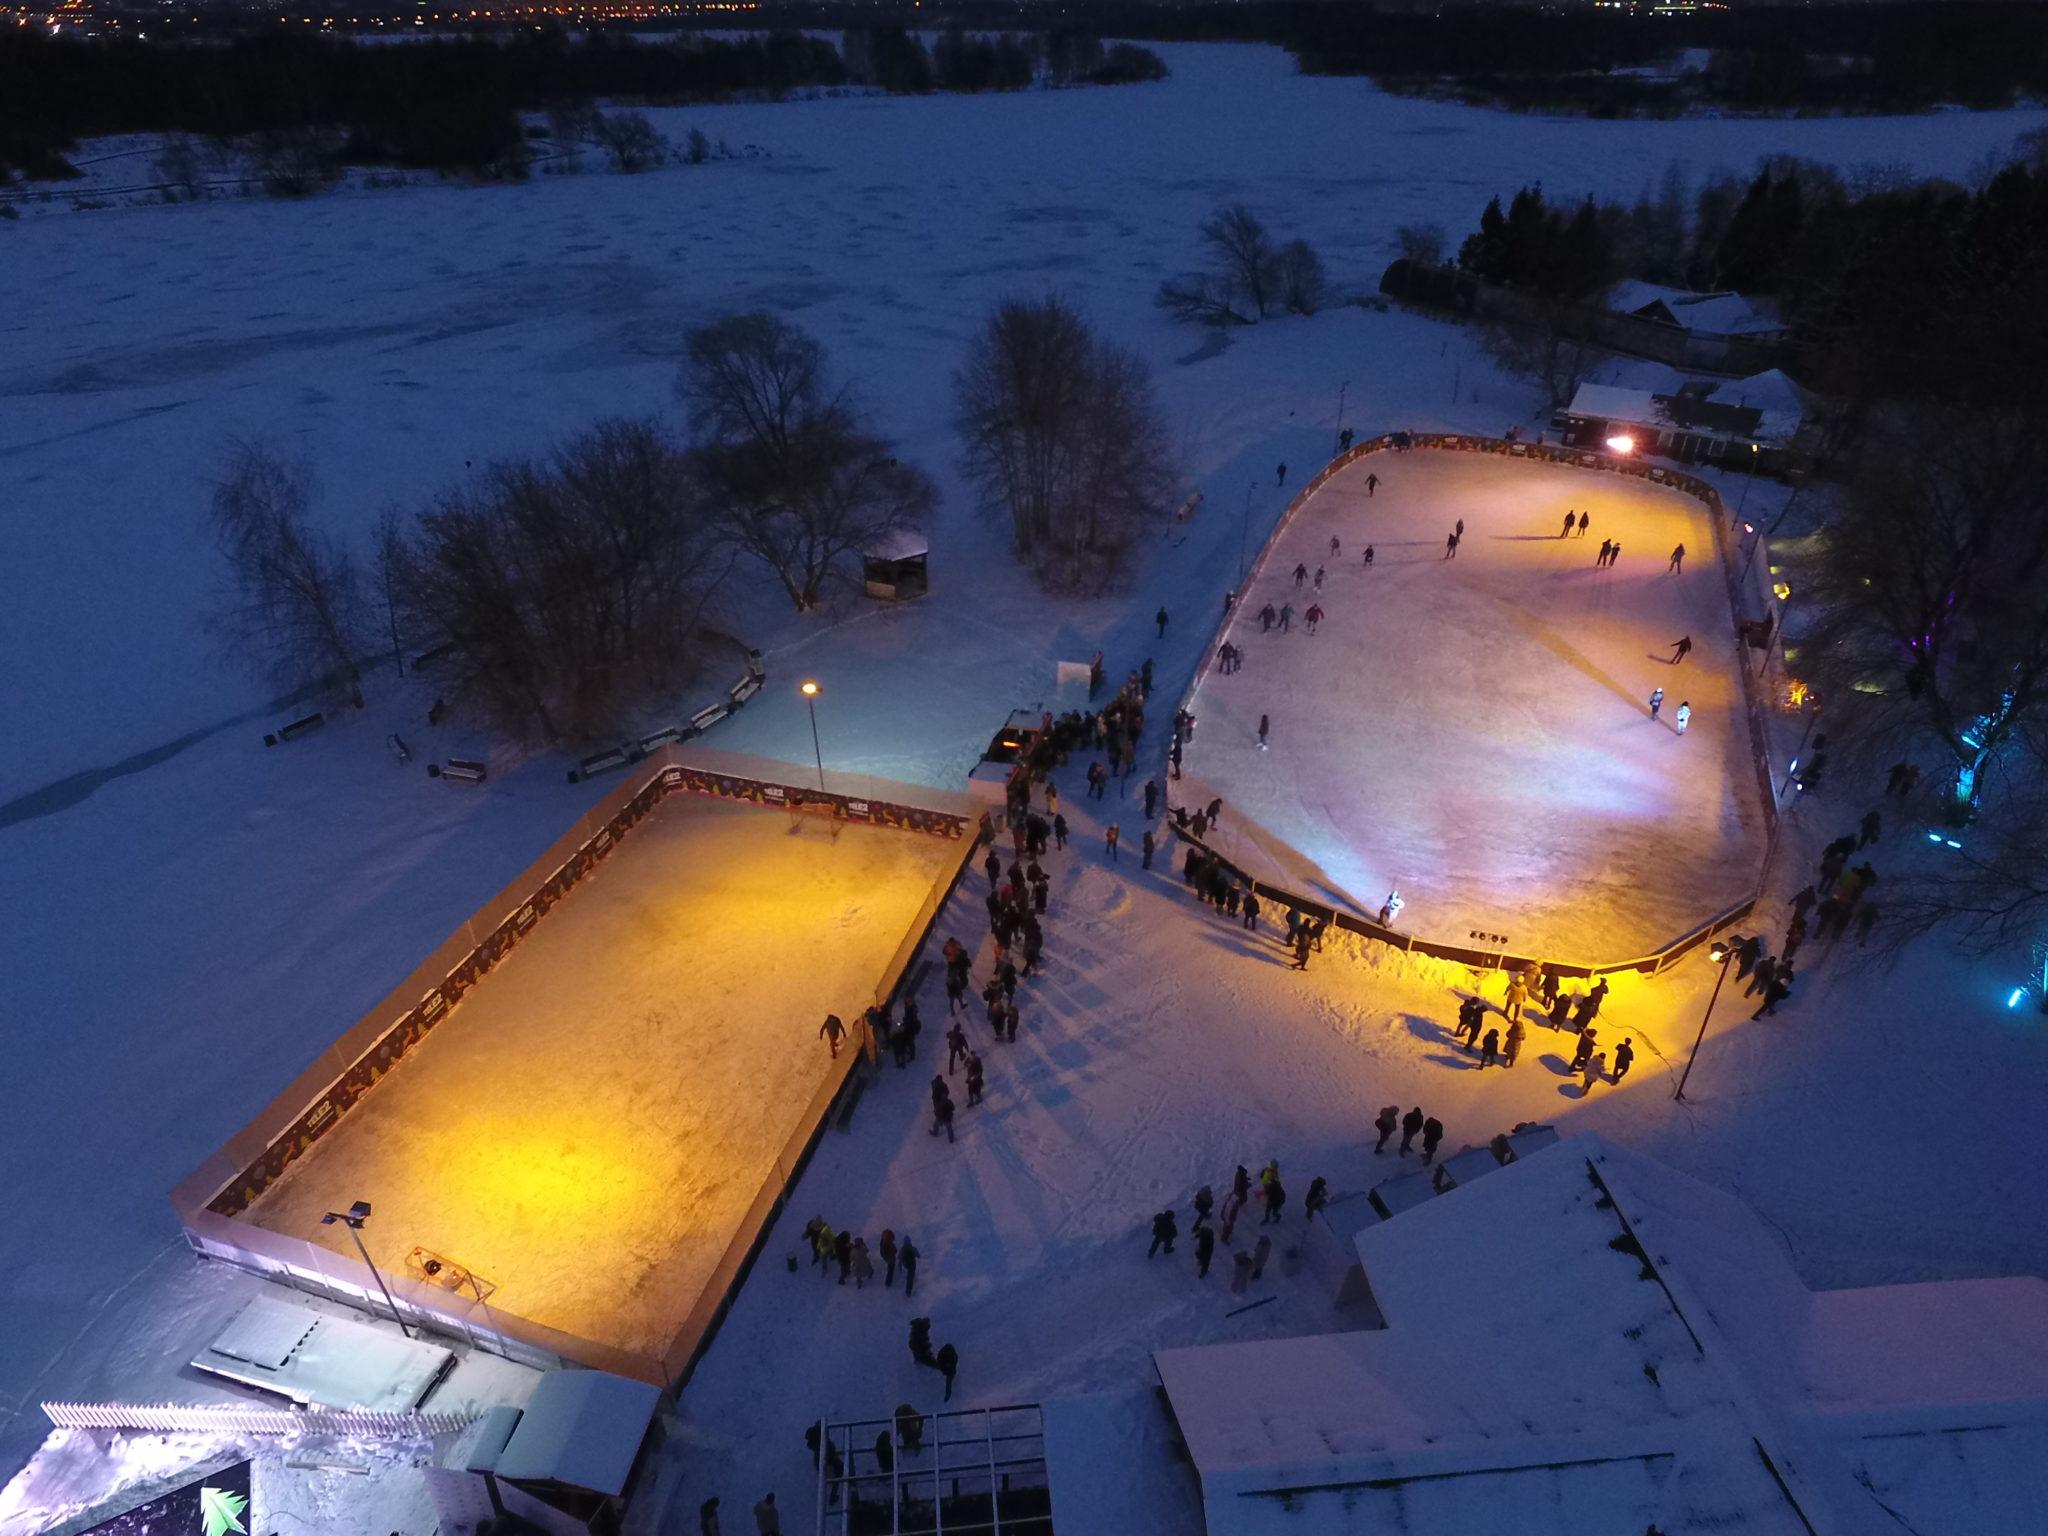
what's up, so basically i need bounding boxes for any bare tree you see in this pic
[954,295,1174,592]
[388,420,719,741]
[1200,205,1279,319]
[209,441,366,706]
[246,126,341,198]
[1479,295,1608,411]
[1275,239,1327,315]
[1156,270,1252,326]
[153,133,207,201]
[593,110,668,173]
[1395,222,1447,268]
[678,311,934,610]
[1802,404,2048,822]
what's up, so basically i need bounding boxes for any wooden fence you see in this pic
[42,1400,476,1438]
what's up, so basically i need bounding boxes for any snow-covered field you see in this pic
[1181,449,1763,960]
[3,38,2046,1521]
[244,794,958,1361]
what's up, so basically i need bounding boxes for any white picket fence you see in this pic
[43,1399,476,1438]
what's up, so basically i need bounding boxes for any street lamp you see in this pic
[1673,936,1745,1102]
[800,680,826,791]
[1337,378,1350,438]
[321,1200,412,1338]
[1606,434,1636,456]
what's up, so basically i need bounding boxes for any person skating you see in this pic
[1251,1233,1273,1279]
[1580,976,1609,1024]
[1366,471,1380,496]
[1548,988,1574,1031]
[1782,913,1806,965]
[965,1051,985,1107]
[1576,511,1589,537]
[1363,544,1375,567]
[900,1237,920,1296]
[1279,602,1293,633]
[1053,812,1068,850]
[880,1229,899,1287]
[1260,601,1277,633]
[1044,779,1060,817]
[1421,1116,1444,1165]
[1561,510,1576,538]
[1194,1222,1216,1278]
[1144,778,1159,819]
[1031,870,1050,914]
[1504,973,1528,1022]
[1444,530,1459,559]
[1649,686,1664,721]
[1262,1179,1287,1224]
[1745,953,1778,1000]
[1303,1175,1329,1221]
[811,1220,836,1276]
[1330,535,1342,559]
[1105,823,1121,862]
[936,1343,959,1402]
[1669,544,1685,573]
[1192,809,1209,840]
[1305,603,1324,634]
[984,849,1001,890]
[834,1229,853,1285]
[1141,828,1155,869]
[945,965,968,1016]
[819,1013,846,1057]
[1277,462,1287,486]
[1609,542,1622,567]
[1293,562,1308,588]
[1456,517,1465,541]
[1569,1027,1599,1074]
[1192,1184,1214,1226]
[909,1316,936,1367]
[1148,1209,1179,1257]
[1225,883,1241,918]
[1313,566,1326,592]
[1669,635,1694,664]
[1674,701,1691,734]
[1004,1000,1020,1042]
[851,1236,875,1288]
[931,1091,955,1143]
[1156,606,1169,637]
[1243,891,1261,930]
[1291,929,1311,969]
[753,1492,782,1536]
[1504,1017,1526,1067]
[1582,1052,1606,1095]
[896,998,922,1066]
[1480,1026,1500,1069]
[1374,1104,1399,1153]
[1612,1038,1635,1083]
[1598,538,1614,566]
[1859,808,1881,847]
[1399,1106,1424,1156]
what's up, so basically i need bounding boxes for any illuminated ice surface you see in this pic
[1180,450,1767,961]
[246,794,958,1360]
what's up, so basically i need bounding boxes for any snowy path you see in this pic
[1181,450,1765,961]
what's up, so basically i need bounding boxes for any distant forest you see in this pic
[0,27,1166,184]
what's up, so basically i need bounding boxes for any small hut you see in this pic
[863,529,930,601]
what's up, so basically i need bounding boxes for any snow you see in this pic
[3,36,2047,1531]
[492,1369,660,1497]
[1180,449,1764,961]
[242,792,961,1362]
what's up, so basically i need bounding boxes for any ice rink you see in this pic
[246,794,961,1360]
[1180,450,1767,961]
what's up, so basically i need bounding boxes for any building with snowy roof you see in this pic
[1557,369,1813,473]
[1598,282,1788,375]
[1152,1134,2048,1536]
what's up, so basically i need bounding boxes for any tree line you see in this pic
[214,297,1172,742]
[0,26,1166,185]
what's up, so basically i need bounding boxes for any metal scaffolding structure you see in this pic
[813,1403,1051,1536]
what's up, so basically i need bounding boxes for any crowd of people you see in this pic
[1147,1159,1330,1295]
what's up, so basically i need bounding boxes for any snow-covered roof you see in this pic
[1564,372,1806,448]
[864,527,930,562]
[1155,1135,2048,1536]
[1608,281,1784,337]
[493,1369,660,1496]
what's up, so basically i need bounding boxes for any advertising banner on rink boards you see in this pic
[78,1459,251,1536]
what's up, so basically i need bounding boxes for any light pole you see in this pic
[800,680,826,791]
[322,1200,411,1338]
[1337,378,1350,439]
[1733,441,1760,527]
[1673,937,1744,1103]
